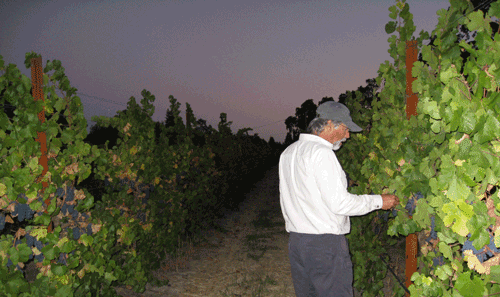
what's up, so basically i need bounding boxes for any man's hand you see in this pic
[381,194,400,210]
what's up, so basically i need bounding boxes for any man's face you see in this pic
[323,121,350,148]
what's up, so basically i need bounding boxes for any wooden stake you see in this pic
[404,40,419,295]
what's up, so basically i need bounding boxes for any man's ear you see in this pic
[323,123,330,134]
[326,120,333,130]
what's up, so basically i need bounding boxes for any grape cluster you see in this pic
[62,223,92,241]
[4,232,46,274]
[72,227,81,240]
[377,211,390,222]
[12,202,35,222]
[3,185,94,274]
[137,212,146,223]
[57,185,93,241]
[103,176,156,224]
[462,233,500,263]
[59,186,90,222]
[142,188,150,205]
[56,187,65,197]
[0,213,5,231]
[425,216,437,243]
[61,204,78,219]
[431,255,444,270]
[24,232,46,264]
[57,252,68,265]
[405,192,424,216]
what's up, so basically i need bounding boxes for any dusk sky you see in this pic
[0,0,450,143]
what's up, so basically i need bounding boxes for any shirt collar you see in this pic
[299,133,333,149]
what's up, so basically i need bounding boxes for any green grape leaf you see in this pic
[41,244,58,261]
[419,158,435,179]
[490,265,500,284]
[431,120,441,133]
[437,231,456,244]
[385,21,397,34]
[388,5,398,20]
[33,213,52,226]
[439,242,453,260]
[51,264,68,276]
[16,243,32,263]
[442,201,470,236]
[29,200,43,212]
[459,110,476,134]
[466,10,488,32]
[54,284,72,297]
[475,113,500,144]
[413,199,431,228]
[440,65,460,84]
[53,95,65,113]
[8,246,19,265]
[5,277,30,295]
[457,199,474,218]
[104,271,118,282]
[423,99,441,120]
[435,264,453,281]
[472,228,490,251]
[80,234,94,247]
[489,2,500,18]
[447,177,470,201]
[455,271,486,297]
[435,265,448,281]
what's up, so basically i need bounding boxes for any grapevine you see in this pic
[339,0,500,295]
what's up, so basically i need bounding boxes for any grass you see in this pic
[220,272,290,297]
[219,204,292,296]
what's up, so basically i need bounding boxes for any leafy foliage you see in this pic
[0,51,280,296]
[337,0,500,295]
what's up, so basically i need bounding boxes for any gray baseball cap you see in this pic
[316,102,362,132]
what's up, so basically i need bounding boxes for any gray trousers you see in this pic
[288,232,354,297]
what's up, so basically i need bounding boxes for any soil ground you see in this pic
[114,165,406,297]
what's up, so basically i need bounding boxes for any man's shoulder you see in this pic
[280,134,333,156]
[281,139,333,158]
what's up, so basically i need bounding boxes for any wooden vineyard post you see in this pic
[406,41,419,119]
[405,40,418,296]
[31,57,53,232]
[32,56,49,194]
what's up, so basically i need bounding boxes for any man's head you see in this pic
[307,118,349,150]
[308,102,362,149]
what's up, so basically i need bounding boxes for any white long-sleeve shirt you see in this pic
[279,133,383,235]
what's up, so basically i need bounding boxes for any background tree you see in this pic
[318,96,335,106]
[337,78,378,109]
[195,118,214,135]
[284,115,299,145]
[217,112,232,135]
[295,99,317,132]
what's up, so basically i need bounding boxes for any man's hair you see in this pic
[307,118,343,135]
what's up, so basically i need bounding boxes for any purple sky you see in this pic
[0,0,450,143]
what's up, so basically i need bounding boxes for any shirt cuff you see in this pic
[374,195,383,209]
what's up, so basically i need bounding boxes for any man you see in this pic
[279,101,400,297]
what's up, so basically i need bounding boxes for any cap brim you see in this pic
[345,120,363,132]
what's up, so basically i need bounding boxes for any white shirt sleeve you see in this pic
[313,147,383,216]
